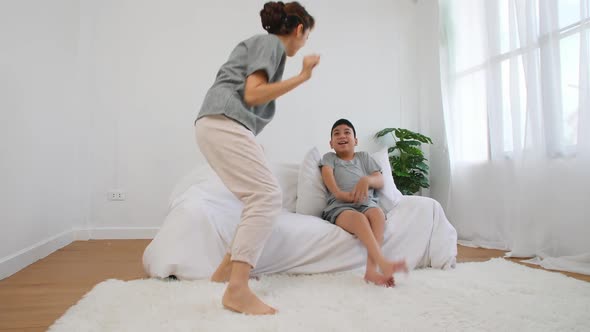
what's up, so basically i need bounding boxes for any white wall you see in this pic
[0,0,86,276]
[82,0,428,229]
[0,0,444,277]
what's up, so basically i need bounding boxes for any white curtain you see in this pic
[439,0,590,274]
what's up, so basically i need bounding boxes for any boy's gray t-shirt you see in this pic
[196,34,286,136]
[320,151,382,212]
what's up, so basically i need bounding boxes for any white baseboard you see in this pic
[73,227,159,240]
[0,227,159,280]
[0,229,74,280]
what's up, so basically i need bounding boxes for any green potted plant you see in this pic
[374,128,433,195]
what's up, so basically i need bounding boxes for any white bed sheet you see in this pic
[143,177,458,280]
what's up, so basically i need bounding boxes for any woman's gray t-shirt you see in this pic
[196,34,286,136]
[320,151,382,213]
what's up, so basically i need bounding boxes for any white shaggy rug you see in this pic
[49,259,590,332]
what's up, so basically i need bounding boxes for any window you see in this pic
[446,0,588,160]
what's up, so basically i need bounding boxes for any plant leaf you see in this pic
[397,145,424,157]
[374,128,395,138]
[394,169,411,177]
[416,162,429,172]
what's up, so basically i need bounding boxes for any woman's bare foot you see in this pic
[210,256,260,282]
[222,284,277,315]
[364,270,395,287]
[211,254,232,283]
[380,259,408,279]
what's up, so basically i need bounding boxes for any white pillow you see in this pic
[295,147,327,217]
[270,162,299,213]
[168,163,216,207]
[171,162,299,213]
[371,148,403,215]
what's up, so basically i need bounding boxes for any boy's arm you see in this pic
[352,171,384,203]
[321,166,353,203]
[367,171,384,189]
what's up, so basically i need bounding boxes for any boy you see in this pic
[320,119,407,287]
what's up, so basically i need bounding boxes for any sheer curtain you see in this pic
[439,0,590,274]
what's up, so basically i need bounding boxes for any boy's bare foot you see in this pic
[381,260,408,279]
[394,260,409,273]
[364,271,395,287]
[222,284,277,315]
[211,254,232,283]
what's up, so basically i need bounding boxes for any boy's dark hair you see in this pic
[331,118,356,137]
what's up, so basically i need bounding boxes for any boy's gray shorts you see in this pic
[322,205,378,224]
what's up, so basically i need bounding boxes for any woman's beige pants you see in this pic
[195,115,282,267]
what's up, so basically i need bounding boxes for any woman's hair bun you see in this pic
[260,2,286,34]
[260,1,314,35]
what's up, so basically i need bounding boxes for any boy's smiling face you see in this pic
[330,124,358,154]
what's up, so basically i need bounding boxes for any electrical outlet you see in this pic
[107,190,126,201]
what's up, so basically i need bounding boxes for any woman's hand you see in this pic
[300,54,320,80]
[352,177,370,203]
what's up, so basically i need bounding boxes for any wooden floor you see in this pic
[0,241,588,331]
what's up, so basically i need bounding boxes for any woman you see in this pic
[194,1,319,315]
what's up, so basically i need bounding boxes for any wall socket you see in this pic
[107,190,126,201]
